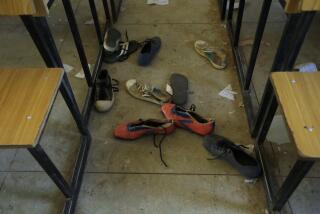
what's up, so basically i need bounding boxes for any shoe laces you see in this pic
[153,126,168,167]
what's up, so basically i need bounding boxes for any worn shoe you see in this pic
[138,37,161,66]
[94,70,119,112]
[103,40,141,63]
[126,79,171,105]
[194,40,227,69]
[103,27,122,52]
[161,103,214,136]
[203,134,261,179]
[114,119,175,140]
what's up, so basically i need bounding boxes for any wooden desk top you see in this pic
[0,68,63,148]
[0,0,48,16]
[271,72,320,158]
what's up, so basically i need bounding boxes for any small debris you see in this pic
[75,64,91,79]
[26,115,32,120]
[63,64,74,73]
[295,62,318,73]
[219,84,237,101]
[291,79,296,84]
[277,146,281,152]
[265,209,269,214]
[244,178,257,184]
[239,102,244,108]
[58,18,62,22]
[75,71,85,79]
[304,126,314,132]
[228,110,235,115]
[84,19,94,25]
[146,0,169,5]
[59,38,64,43]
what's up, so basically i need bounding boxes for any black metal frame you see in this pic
[110,0,123,22]
[13,0,119,213]
[218,0,317,212]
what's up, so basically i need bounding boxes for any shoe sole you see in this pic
[103,28,121,52]
[170,73,188,106]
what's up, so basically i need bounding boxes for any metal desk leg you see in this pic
[227,0,235,21]
[62,0,93,87]
[60,74,90,136]
[233,0,245,47]
[273,160,314,211]
[244,0,272,90]
[102,0,111,25]
[252,12,315,137]
[220,0,227,21]
[28,144,72,198]
[89,0,103,44]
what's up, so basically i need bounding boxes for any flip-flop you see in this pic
[170,73,188,106]
[194,40,227,69]
[126,79,171,105]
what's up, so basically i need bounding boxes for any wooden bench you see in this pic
[260,72,320,211]
[0,68,91,213]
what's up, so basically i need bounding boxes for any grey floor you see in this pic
[0,0,319,213]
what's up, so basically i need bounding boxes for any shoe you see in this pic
[138,37,161,66]
[170,73,188,106]
[126,79,171,105]
[94,70,119,112]
[161,103,214,136]
[114,119,175,167]
[194,40,227,69]
[103,40,141,63]
[203,134,261,179]
[114,119,175,140]
[103,27,122,52]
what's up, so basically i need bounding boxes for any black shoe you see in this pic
[94,69,119,112]
[203,134,261,179]
[103,40,141,63]
[103,27,122,52]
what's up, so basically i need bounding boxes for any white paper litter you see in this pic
[295,62,318,73]
[63,64,74,73]
[219,84,237,101]
[147,0,169,5]
[166,84,173,95]
[75,64,91,79]
[84,19,94,25]
[244,178,257,184]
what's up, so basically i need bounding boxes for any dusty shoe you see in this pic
[114,119,175,167]
[194,40,227,69]
[161,103,214,136]
[203,134,261,179]
[126,79,171,105]
[103,27,122,52]
[94,70,119,112]
[138,37,161,66]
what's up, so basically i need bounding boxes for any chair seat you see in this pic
[271,72,320,158]
[0,68,63,148]
[0,0,48,16]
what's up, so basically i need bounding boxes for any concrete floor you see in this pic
[0,0,318,213]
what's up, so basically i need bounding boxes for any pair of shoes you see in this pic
[126,79,171,105]
[114,104,214,139]
[203,134,261,179]
[113,104,214,166]
[94,69,119,112]
[103,28,161,65]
